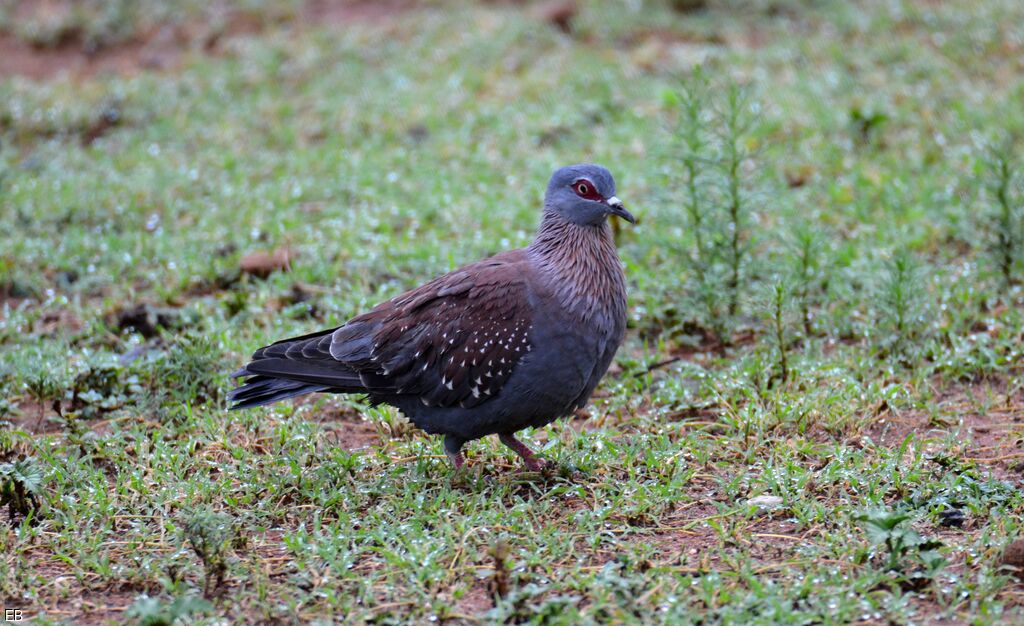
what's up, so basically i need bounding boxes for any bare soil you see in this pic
[0,0,417,80]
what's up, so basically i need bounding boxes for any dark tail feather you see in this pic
[228,331,384,409]
[228,374,329,410]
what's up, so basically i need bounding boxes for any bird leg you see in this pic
[444,434,466,469]
[446,449,465,469]
[499,433,550,472]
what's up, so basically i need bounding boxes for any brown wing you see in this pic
[328,252,534,408]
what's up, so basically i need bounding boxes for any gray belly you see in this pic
[392,313,620,442]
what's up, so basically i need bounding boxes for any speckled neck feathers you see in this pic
[527,210,627,331]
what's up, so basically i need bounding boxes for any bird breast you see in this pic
[528,220,627,341]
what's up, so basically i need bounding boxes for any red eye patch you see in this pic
[572,179,603,201]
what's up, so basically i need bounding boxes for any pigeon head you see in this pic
[544,164,636,226]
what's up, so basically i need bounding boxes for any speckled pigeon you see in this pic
[229,164,635,471]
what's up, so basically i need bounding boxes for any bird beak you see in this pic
[605,196,636,224]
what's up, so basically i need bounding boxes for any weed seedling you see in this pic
[877,249,927,359]
[789,225,826,336]
[670,74,763,343]
[766,278,794,385]
[0,457,42,522]
[858,509,945,590]
[185,508,238,598]
[718,83,758,318]
[980,142,1022,288]
[488,539,511,603]
[126,593,213,626]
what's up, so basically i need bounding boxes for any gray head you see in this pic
[544,163,636,226]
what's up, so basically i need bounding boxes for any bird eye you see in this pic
[575,182,590,196]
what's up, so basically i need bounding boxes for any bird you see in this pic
[228,164,635,471]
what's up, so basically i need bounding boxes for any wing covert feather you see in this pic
[329,254,534,408]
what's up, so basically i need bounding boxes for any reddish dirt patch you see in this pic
[305,0,415,23]
[0,0,417,81]
[318,416,382,451]
[3,396,133,438]
[0,293,31,313]
[454,583,494,618]
[11,543,150,625]
[4,397,64,434]
[47,591,136,626]
[0,26,182,80]
[300,397,383,451]
[646,503,723,566]
[250,528,300,580]
[862,379,1024,471]
[239,247,292,279]
[32,307,84,335]
[863,408,939,447]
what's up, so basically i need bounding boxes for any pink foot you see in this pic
[444,435,467,470]
[446,449,466,469]
[499,434,552,472]
[520,456,553,473]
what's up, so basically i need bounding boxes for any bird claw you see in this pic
[445,449,466,470]
[520,457,554,473]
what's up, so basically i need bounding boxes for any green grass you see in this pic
[2,0,1023,623]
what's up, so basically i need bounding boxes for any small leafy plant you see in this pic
[669,72,764,344]
[23,371,62,423]
[184,508,239,598]
[126,593,212,626]
[146,331,222,405]
[0,457,43,522]
[980,142,1022,288]
[875,249,928,359]
[858,509,945,590]
[788,225,827,336]
[70,358,144,419]
[755,277,797,386]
